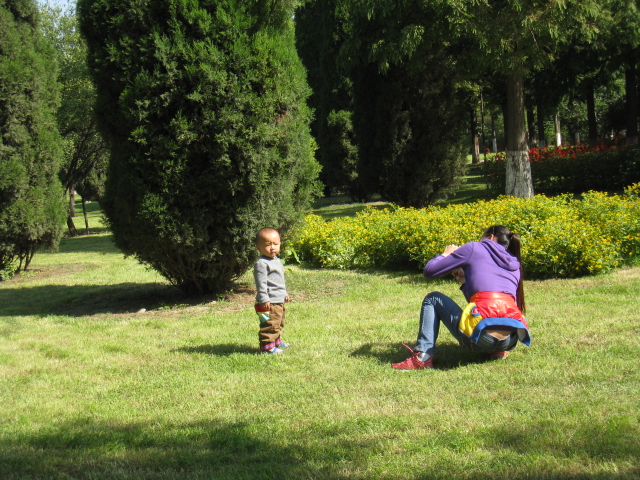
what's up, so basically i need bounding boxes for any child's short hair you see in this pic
[255,227,279,244]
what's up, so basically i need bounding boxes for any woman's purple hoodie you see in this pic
[423,239,521,303]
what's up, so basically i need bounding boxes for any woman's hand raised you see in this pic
[442,244,459,257]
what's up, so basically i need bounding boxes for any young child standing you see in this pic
[253,228,290,354]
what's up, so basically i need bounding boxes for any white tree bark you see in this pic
[505,149,534,197]
[554,113,562,146]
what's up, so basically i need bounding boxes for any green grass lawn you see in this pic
[1,195,639,479]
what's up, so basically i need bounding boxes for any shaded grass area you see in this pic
[1,204,639,479]
[442,162,494,205]
[311,194,391,220]
[311,163,493,220]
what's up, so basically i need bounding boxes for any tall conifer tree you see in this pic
[78,0,319,294]
[296,0,358,197]
[0,0,65,278]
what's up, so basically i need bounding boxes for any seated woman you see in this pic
[392,225,531,370]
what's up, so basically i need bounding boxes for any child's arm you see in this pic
[253,262,270,305]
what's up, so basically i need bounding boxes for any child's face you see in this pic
[256,230,281,258]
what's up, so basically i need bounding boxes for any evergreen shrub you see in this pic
[78,0,320,294]
[0,0,66,277]
[290,190,640,279]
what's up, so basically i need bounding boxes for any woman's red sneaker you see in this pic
[392,344,434,370]
[489,351,510,360]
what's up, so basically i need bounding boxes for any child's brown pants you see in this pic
[258,303,285,351]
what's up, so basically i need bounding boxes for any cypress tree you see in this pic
[344,1,468,207]
[78,0,320,294]
[0,0,65,278]
[354,60,467,207]
[296,0,357,197]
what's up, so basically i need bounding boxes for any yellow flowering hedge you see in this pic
[288,190,640,279]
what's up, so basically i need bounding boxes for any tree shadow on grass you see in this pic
[0,282,199,317]
[175,343,257,356]
[2,416,637,480]
[0,419,349,480]
[350,342,490,370]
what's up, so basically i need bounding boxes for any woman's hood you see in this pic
[479,239,520,271]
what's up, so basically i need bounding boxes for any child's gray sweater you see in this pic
[253,256,288,304]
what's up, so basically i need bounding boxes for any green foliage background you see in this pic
[78,0,320,294]
[296,0,468,206]
[39,3,109,204]
[295,0,357,197]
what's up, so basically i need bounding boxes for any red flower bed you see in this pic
[484,142,639,195]
[528,143,617,162]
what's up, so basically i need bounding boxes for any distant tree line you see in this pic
[295,0,640,203]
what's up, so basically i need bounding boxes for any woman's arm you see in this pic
[423,242,475,279]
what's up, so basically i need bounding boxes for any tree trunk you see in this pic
[586,82,598,145]
[501,97,508,150]
[480,90,487,159]
[67,216,78,237]
[470,104,480,164]
[69,188,76,217]
[554,112,562,146]
[67,186,78,237]
[536,99,546,149]
[491,114,497,153]
[527,105,537,146]
[625,59,638,145]
[82,198,90,235]
[505,72,534,198]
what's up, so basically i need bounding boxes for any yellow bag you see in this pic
[458,302,482,337]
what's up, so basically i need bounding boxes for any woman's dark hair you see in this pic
[482,225,526,313]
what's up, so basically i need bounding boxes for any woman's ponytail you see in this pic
[483,225,526,313]
[508,233,525,314]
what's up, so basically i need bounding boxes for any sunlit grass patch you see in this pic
[1,204,638,479]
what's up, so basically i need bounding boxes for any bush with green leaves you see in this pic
[625,182,640,198]
[0,0,66,278]
[78,0,320,294]
[484,144,640,195]
[290,190,640,279]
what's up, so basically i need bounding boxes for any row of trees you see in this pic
[296,0,640,204]
[40,3,108,236]
[2,0,638,293]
